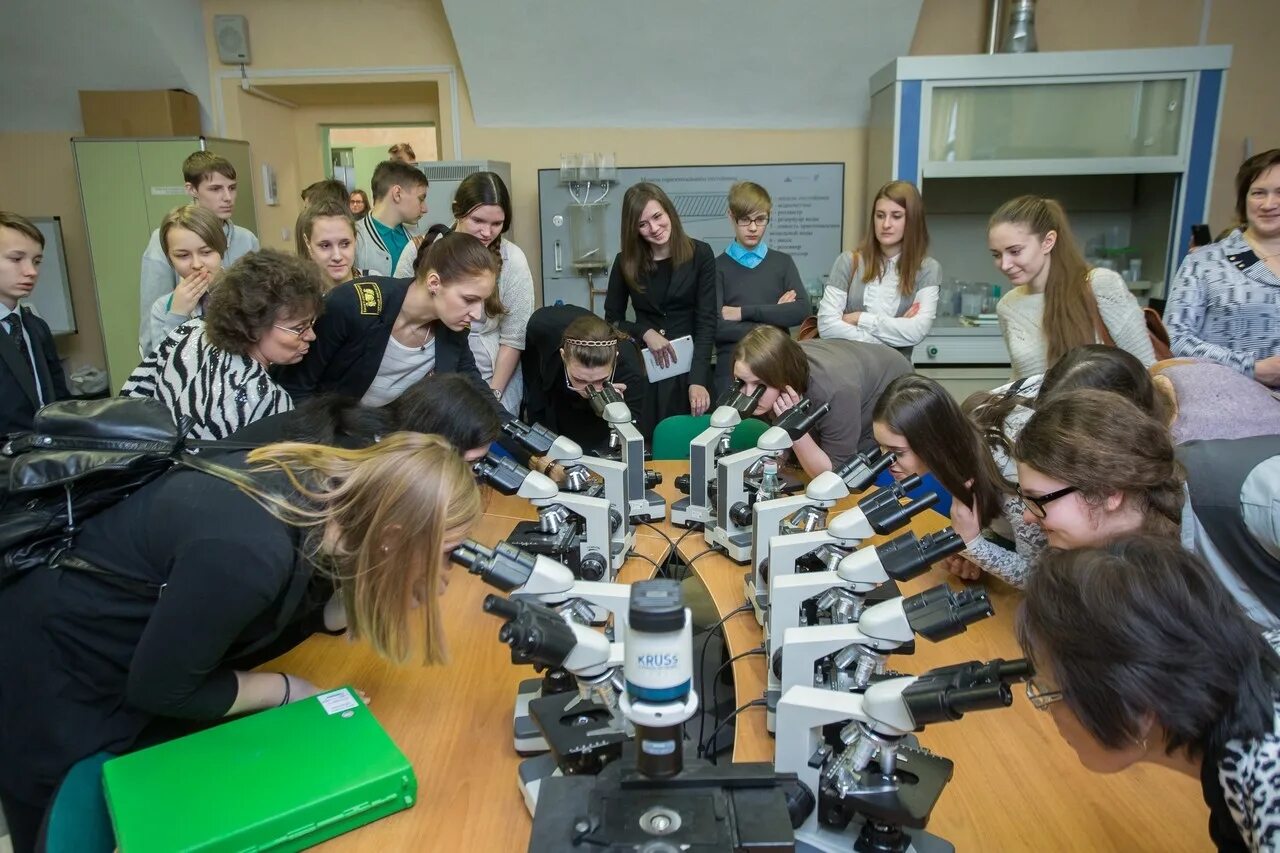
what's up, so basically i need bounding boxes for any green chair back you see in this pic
[651,415,710,460]
[729,418,771,451]
[651,415,773,459]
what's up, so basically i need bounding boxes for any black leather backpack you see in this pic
[1,397,252,589]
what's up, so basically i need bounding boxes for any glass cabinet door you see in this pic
[926,77,1188,174]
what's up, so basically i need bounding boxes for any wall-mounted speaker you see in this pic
[213,15,251,65]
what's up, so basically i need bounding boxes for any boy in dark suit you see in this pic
[0,212,70,438]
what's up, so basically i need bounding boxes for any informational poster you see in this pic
[538,163,845,313]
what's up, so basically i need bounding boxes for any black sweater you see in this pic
[276,276,486,403]
[0,460,329,802]
[714,249,809,347]
[603,239,717,389]
[522,304,650,450]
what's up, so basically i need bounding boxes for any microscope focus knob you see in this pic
[644,469,663,488]
[759,557,770,586]
[729,501,753,528]
[609,508,624,535]
[674,473,691,494]
[579,552,607,582]
[771,647,784,680]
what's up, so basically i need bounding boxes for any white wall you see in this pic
[1,0,214,131]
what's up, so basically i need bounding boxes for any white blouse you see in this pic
[816,254,940,348]
[996,268,1156,379]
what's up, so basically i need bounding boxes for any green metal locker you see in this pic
[72,136,256,389]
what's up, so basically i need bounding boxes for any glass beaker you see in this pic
[569,203,608,272]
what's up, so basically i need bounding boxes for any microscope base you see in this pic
[630,490,668,523]
[610,531,635,573]
[517,752,561,816]
[708,526,753,564]
[514,678,549,754]
[745,572,766,624]
[796,824,954,853]
[670,497,709,529]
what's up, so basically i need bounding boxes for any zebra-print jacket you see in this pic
[121,319,293,440]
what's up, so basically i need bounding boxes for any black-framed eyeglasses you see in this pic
[1017,485,1078,519]
[1025,678,1065,711]
[735,215,770,228]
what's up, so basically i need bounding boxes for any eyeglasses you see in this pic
[1017,485,1079,519]
[564,357,617,392]
[1025,678,1065,711]
[735,215,770,228]
[272,319,316,337]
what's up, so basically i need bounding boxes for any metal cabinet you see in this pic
[72,137,255,388]
[867,47,1231,368]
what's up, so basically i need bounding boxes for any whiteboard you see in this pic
[25,217,76,335]
[537,162,845,313]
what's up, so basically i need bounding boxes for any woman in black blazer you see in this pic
[278,232,498,407]
[604,182,717,424]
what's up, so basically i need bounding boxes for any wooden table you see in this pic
[264,475,678,851]
[678,478,1214,852]
[270,460,1211,851]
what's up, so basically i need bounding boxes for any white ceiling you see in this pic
[442,0,923,128]
[0,0,213,132]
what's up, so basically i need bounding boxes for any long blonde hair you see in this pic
[218,433,481,665]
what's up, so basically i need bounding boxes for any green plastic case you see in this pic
[102,687,416,852]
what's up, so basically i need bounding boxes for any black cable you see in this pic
[695,603,752,753]
[627,550,659,573]
[700,698,769,764]
[701,640,757,753]
[708,646,764,694]
[695,602,752,639]
[678,546,719,581]
[634,518,679,578]
[636,518,676,552]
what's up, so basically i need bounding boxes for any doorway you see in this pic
[326,124,438,193]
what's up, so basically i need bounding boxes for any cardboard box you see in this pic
[79,89,202,137]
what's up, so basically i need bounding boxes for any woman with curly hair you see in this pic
[122,249,324,439]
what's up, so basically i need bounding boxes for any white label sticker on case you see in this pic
[318,688,358,715]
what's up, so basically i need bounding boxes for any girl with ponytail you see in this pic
[989,195,1155,378]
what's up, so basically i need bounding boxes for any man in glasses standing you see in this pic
[521,304,649,454]
[713,181,809,397]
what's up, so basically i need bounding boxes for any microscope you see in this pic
[757,474,939,615]
[481,593,629,812]
[452,539,633,756]
[523,579,811,850]
[671,381,765,528]
[485,425,625,579]
[775,658,1030,853]
[776,583,994,699]
[747,450,897,623]
[707,398,831,562]
[586,382,667,522]
[764,529,965,731]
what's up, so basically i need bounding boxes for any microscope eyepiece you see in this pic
[900,658,1031,726]
[902,584,994,641]
[484,594,580,667]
